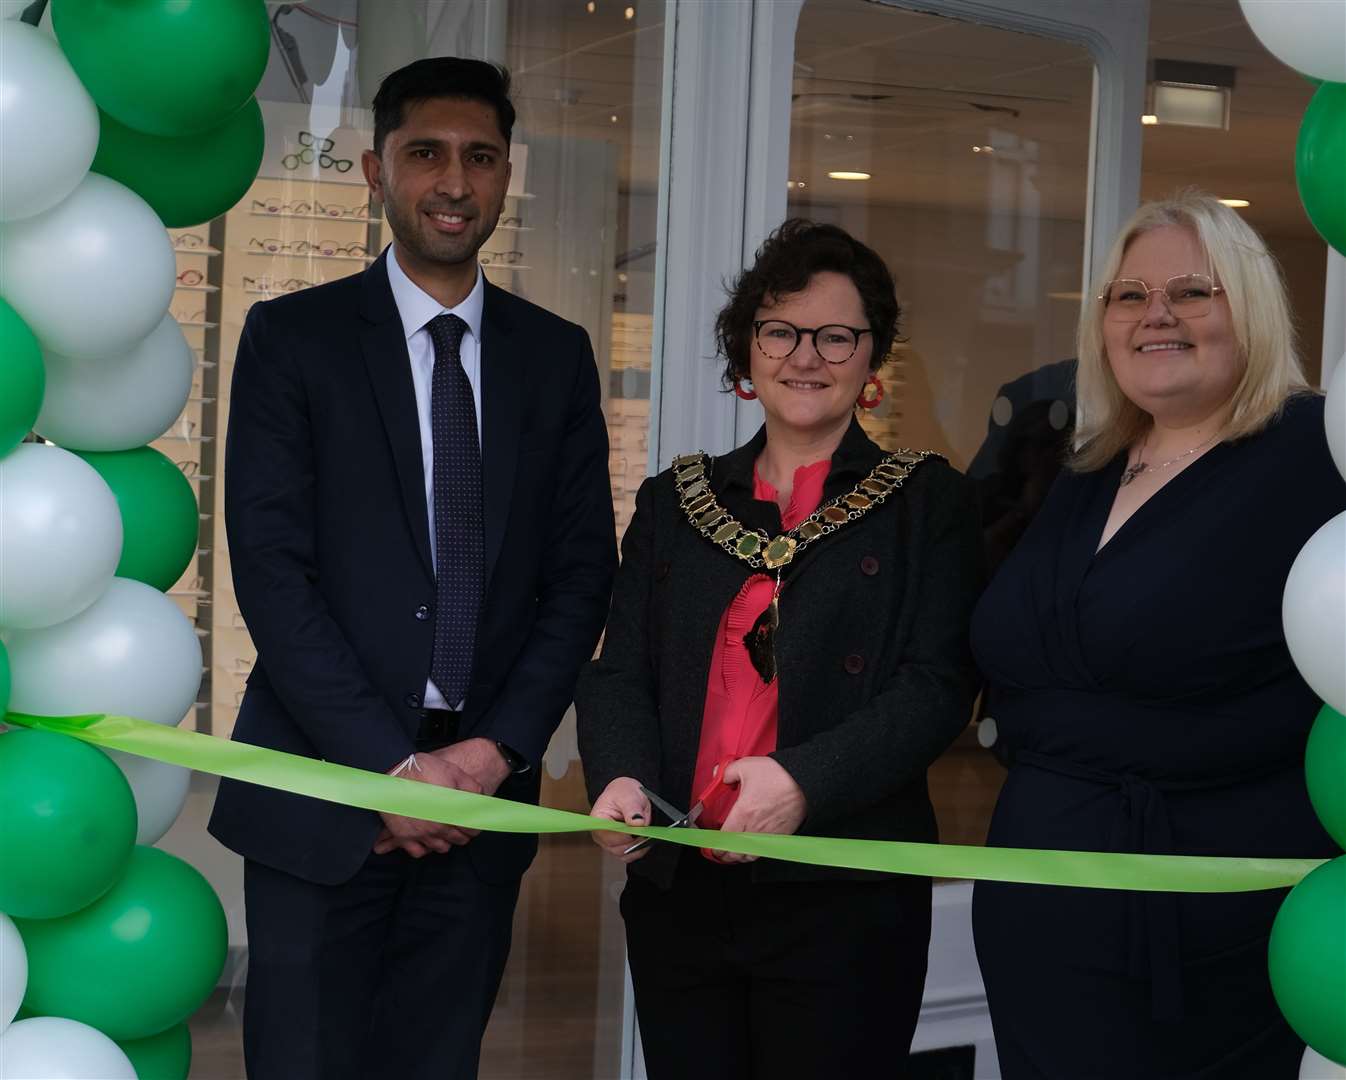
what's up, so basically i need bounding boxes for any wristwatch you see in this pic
[494,740,530,775]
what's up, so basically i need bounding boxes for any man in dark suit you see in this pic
[208,58,616,1080]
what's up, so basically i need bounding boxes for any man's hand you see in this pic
[374,752,483,857]
[431,737,512,797]
[711,756,807,864]
[590,777,652,863]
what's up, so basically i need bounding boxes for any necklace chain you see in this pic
[1119,431,1219,487]
[672,448,940,569]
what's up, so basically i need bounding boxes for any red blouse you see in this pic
[690,458,831,831]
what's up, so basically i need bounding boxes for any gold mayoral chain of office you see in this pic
[671,448,941,571]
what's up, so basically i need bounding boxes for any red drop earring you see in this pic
[733,378,758,401]
[857,374,884,409]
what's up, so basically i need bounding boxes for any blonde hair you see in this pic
[1072,189,1308,471]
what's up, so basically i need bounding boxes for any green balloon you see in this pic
[117,1022,192,1080]
[51,0,270,137]
[0,297,44,456]
[0,730,137,919]
[1296,82,1346,256]
[92,98,265,228]
[1307,705,1346,849]
[1269,856,1346,1066]
[17,846,228,1041]
[73,447,200,592]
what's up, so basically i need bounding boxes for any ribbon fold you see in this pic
[2,711,1325,893]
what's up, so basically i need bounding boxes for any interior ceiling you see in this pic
[783,0,1316,239]
[273,0,1317,241]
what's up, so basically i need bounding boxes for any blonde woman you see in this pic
[970,191,1345,1078]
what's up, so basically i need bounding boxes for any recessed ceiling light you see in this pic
[971,145,994,154]
[1141,114,1159,125]
[1219,198,1251,208]
[624,5,634,17]
[828,171,871,181]
[610,114,619,124]
[585,0,595,11]
[787,179,808,190]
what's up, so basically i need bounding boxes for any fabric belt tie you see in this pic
[1015,749,1227,1023]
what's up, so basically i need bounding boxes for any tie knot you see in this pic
[427,313,468,359]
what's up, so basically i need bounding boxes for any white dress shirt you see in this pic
[385,243,485,710]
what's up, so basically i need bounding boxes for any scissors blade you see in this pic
[639,785,689,824]
[621,787,696,855]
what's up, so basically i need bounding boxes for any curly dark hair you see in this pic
[714,219,900,387]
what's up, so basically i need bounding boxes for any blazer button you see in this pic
[843,653,865,675]
[414,604,430,621]
[405,693,422,709]
[860,555,879,576]
[655,561,671,582]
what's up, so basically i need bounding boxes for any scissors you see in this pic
[621,785,704,855]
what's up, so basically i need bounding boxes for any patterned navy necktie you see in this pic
[425,313,483,706]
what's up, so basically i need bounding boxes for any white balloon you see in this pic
[0,173,175,358]
[1326,356,1345,482]
[0,1017,136,1080]
[0,444,122,630]
[4,578,202,728]
[1240,0,1346,83]
[1301,1045,1346,1078]
[102,748,191,845]
[1283,511,1346,715]
[36,315,195,451]
[0,21,98,222]
[0,913,25,1034]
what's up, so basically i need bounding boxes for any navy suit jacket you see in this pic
[208,252,616,886]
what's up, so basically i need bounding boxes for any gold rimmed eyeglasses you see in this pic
[1098,273,1225,322]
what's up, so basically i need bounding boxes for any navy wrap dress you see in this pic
[970,393,1344,1078]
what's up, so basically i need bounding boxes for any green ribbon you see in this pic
[2,710,1325,893]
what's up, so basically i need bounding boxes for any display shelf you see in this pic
[244,250,375,263]
[177,319,219,328]
[174,246,222,256]
[496,225,535,232]
[481,263,533,271]
[176,284,220,293]
[249,210,375,223]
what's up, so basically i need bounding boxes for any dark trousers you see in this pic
[622,853,932,1080]
[242,848,519,1080]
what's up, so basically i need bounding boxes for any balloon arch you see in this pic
[0,1,1343,1078]
[1,2,268,1077]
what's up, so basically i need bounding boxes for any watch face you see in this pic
[496,741,528,774]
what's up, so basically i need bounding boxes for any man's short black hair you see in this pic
[372,57,516,156]
[715,219,901,385]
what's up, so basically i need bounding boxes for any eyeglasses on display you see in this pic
[252,198,313,216]
[243,275,318,294]
[752,320,873,364]
[1098,274,1225,322]
[173,232,208,249]
[283,134,354,174]
[479,249,524,266]
[176,268,205,286]
[499,215,524,228]
[249,238,368,258]
[316,198,369,219]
